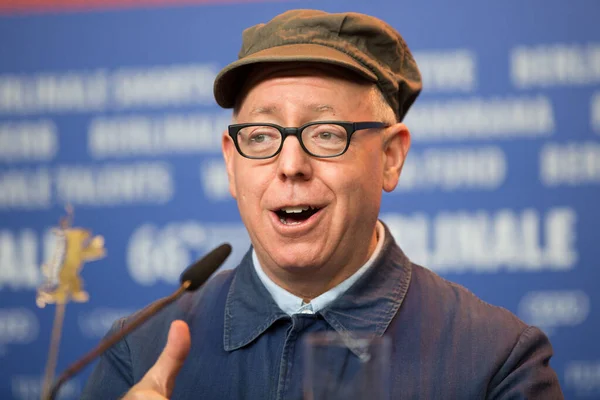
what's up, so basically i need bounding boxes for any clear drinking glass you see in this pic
[303,331,391,400]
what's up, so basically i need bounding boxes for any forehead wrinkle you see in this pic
[247,103,337,121]
[312,104,335,114]
[249,105,278,117]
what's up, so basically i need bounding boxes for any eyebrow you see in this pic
[249,106,277,116]
[248,104,336,116]
[312,104,335,113]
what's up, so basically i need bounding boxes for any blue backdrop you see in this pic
[1,0,599,398]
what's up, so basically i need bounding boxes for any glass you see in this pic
[303,331,391,400]
[228,121,387,159]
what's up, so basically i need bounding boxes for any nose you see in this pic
[276,136,313,181]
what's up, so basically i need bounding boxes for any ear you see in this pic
[382,123,411,192]
[221,131,238,199]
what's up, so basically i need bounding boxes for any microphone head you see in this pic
[180,243,232,291]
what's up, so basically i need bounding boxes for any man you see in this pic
[82,9,563,399]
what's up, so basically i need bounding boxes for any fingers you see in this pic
[152,320,191,388]
[123,320,191,399]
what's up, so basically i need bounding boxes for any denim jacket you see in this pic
[82,224,563,399]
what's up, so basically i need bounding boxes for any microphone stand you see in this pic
[45,281,191,400]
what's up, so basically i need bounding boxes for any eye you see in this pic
[318,131,334,140]
[239,126,280,145]
[250,133,268,143]
[308,125,346,143]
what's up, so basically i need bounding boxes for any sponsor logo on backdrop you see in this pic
[518,290,589,335]
[413,49,477,92]
[395,146,506,192]
[127,221,249,285]
[11,375,79,400]
[0,70,107,114]
[200,160,230,201]
[592,91,600,133]
[0,228,78,290]
[403,96,554,141]
[0,120,57,162]
[0,162,174,210]
[565,361,600,397]
[112,64,217,108]
[88,112,229,158]
[0,64,217,114]
[0,230,43,290]
[54,162,174,206]
[382,207,577,273]
[540,142,600,186]
[0,168,52,210]
[511,43,600,88]
[0,308,39,356]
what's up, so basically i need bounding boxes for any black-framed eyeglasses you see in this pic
[228,121,388,159]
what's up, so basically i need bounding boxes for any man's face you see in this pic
[222,66,409,290]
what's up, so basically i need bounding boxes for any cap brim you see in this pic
[213,43,378,108]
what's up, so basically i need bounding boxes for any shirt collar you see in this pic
[252,221,386,316]
[223,221,412,352]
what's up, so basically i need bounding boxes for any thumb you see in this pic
[136,320,191,397]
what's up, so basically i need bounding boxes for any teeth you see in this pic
[281,206,310,214]
[279,217,301,225]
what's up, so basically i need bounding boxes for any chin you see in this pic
[270,247,323,271]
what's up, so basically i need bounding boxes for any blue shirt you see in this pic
[82,222,563,399]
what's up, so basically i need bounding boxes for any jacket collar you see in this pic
[223,222,412,352]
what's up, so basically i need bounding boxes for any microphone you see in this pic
[45,243,232,400]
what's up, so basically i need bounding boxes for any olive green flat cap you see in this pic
[213,9,422,122]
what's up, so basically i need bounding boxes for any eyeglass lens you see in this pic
[236,123,349,158]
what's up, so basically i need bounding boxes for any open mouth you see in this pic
[275,206,321,225]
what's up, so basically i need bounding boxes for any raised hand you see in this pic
[122,320,191,399]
